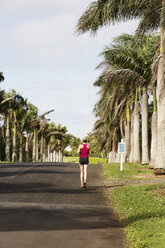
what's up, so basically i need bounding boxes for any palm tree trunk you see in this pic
[129,112,134,162]
[112,129,119,162]
[12,111,17,162]
[155,2,165,172]
[19,133,23,162]
[155,55,165,170]
[120,119,125,139]
[56,150,59,162]
[54,150,58,162]
[53,150,56,162]
[60,151,63,162]
[141,87,149,164]
[133,88,140,163]
[125,105,130,162]
[36,132,38,162]
[43,138,46,162]
[50,152,53,162]
[32,129,37,162]
[40,135,43,162]
[108,151,113,163]
[150,88,157,167]
[58,150,62,162]
[47,144,50,162]
[5,114,10,161]
[25,132,29,162]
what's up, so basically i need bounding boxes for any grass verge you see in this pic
[110,184,165,248]
[63,156,107,164]
[103,162,154,180]
[103,162,165,248]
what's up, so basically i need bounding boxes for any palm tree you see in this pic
[16,101,31,162]
[45,124,69,162]
[150,87,157,166]
[12,96,27,162]
[31,118,39,162]
[23,103,38,162]
[133,87,140,163]
[93,66,142,162]
[95,34,157,163]
[37,110,54,162]
[76,0,165,170]
[1,91,25,162]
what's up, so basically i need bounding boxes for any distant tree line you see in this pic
[0,78,73,162]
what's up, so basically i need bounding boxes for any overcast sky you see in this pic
[0,0,138,139]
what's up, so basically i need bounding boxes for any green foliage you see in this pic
[76,0,160,36]
[68,136,81,156]
[86,132,104,157]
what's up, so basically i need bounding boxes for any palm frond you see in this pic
[107,69,146,86]
[0,72,4,82]
[40,110,54,119]
[76,0,161,38]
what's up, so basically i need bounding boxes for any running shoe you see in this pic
[80,183,84,188]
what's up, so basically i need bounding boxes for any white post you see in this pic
[120,154,123,171]
[119,139,125,172]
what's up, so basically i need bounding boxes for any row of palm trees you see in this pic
[93,33,157,166]
[0,86,71,163]
[76,0,165,172]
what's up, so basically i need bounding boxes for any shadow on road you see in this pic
[0,170,79,178]
[0,162,76,168]
[0,205,120,232]
[0,182,107,194]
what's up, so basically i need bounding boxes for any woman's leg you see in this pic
[80,165,84,185]
[84,164,88,183]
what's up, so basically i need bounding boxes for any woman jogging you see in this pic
[77,137,91,188]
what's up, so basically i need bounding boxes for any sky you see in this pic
[0,0,139,139]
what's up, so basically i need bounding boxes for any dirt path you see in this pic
[104,174,165,189]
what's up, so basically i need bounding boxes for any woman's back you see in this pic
[80,143,89,157]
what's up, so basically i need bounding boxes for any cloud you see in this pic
[0,0,139,138]
[1,0,92,16]
[0,0,139,72]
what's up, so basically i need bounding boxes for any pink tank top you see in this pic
[80,144,89,157]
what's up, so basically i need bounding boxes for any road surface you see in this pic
[0,162,127,248]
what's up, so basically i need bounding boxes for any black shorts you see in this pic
[79,157,89,165]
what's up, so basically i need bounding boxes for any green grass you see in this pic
[63,156,79,163]
[103,162,165,247]
[89,157,107,164]
[103,162,154,180]
[63,156,107,164]
[110,184,165,248]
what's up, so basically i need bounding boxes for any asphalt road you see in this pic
[0,162,127,248]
